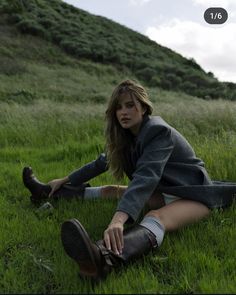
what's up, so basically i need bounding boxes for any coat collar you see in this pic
[135,114,150,140]
[124,114,150,142]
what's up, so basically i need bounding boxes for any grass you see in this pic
[0,97,236,294]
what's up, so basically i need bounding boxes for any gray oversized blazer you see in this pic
[69,115,235,222]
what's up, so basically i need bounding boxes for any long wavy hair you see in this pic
[105,79,153,180]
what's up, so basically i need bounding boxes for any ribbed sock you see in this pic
[140,216,165,247]
[84,187,102,199]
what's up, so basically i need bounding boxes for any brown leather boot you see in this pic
[22,167,90,203]
[61,218,158,281]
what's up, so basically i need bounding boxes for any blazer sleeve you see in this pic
[68,153,108,185]
[116,126,174,222]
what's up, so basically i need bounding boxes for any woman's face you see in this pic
[116,93,146,135]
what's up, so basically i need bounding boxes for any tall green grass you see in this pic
[0,97,236,293]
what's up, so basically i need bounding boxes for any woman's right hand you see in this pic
[48,177,69,198]
[103,211,129,254]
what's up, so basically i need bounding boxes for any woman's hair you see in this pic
[105,79,153,180]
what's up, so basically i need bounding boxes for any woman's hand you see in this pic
[104,211,129,255]
[48,177,69,198]
[104,222,124,255]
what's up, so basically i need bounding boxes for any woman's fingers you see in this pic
[47,180,62,198]
[47,182,54,198]
[48,188,55,198]
[104,225,124,255]
[109,231,119,254]
[114,228,123,254]
[104,230,111,251]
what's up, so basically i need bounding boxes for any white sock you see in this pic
[140,216,165,247]
[84,187,102,199]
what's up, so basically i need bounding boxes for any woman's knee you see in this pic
[144,209,165,225]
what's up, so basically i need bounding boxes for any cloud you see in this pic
[129,0,151,6]
[146,19,236,82]
[192,0,236,8]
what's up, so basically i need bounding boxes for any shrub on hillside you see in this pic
[180,81,197,92]
[60,40,78,56]
[16,18,46,37]
[222,83,236,100]
[136,67,156,81]
[1,0,25,13]
[207,71,215,78]
[38,17,57,29]
[185,58,203,71]
[166,73,182,88]
[161,79,172,90]
[60,40,92,58]
[228,91,236,100]
[6,13,22,24]
[175,68,186,77]
[51,31,64,43]
[150,76,162,87]
[184,71,209,87]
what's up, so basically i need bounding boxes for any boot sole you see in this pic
[61,219,99,278]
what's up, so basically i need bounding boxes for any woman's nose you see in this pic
[120,107,127,114]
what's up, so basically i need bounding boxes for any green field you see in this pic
[0,96,236,294]
[0,13,236,294]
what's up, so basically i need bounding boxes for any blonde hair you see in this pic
[105,79,153,180]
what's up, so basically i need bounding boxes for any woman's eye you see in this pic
[127,103,134,108]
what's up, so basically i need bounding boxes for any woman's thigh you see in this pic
[145,198,210,232]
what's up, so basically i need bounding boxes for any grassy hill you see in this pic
[0,10,212,106]
[1,0,236,100]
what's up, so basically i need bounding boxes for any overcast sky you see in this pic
[63,0,236,83]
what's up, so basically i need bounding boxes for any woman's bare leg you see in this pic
[101,185,127,199]
[145,199,210,231]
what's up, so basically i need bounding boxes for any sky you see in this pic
[63,0,236,83]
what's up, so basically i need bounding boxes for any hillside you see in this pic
[1,0,236,101]
[0,18,136,104]
[0,10,202,106]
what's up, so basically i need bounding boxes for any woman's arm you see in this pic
[68,153,108,185]
[117,126,174,222]
[47,153,108,197]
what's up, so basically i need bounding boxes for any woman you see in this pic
[23,80,235,281]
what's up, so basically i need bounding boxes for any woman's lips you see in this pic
[121,118,130,123]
